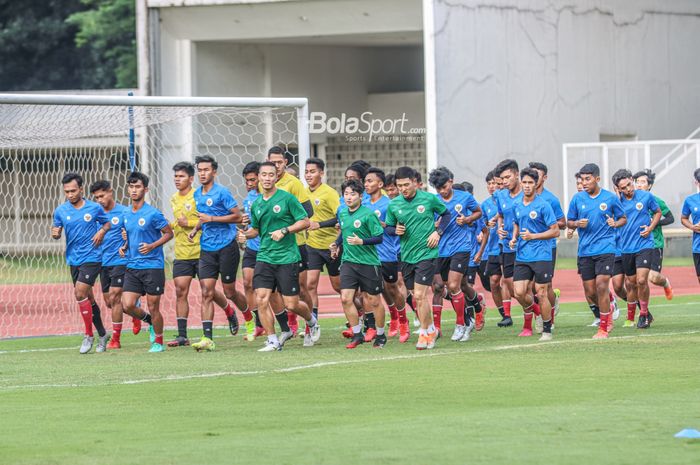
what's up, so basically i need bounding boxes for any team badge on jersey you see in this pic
[529,210,537,219]
[138,218,146,227]
[374,210,381,217]
[185,203,192,211]
[635,202,643,211]
[599,203,608,211]
[455,204,463,213]
[417,205,425,214]
[83,213,92,222]
[206,198,213,207]
[353,219,361,228]
[111,216,119,225]
[314,198,321,206]
[273,205,281,213]
[67,215,71,220]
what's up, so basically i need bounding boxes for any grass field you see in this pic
[1,295,699,464]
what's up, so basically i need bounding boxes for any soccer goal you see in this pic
[0,93,310,338]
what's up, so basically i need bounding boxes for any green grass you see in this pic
[1,295,699,464]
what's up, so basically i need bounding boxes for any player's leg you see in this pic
[535,277,553,341]
[198,278,218,346]
[488,256,509,326]
[242,264,263,338]
[431,271,446,335]
[501,253,516,324]
[277,262,318,347]
[592,256,615,338]
[171,275,193,346]
[219,242,253,337]
[105,266,125,349]
[635,251,653,328]
[648,248,673,300]
[146,292,165,352]
[513,264,537,337]
[447,267,469,341]
[254,287,280,351]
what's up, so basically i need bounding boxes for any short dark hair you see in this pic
[385,174,396,186]
[574,171,582,180]
[89,180,111,194]
[579,163,600,177]
[612,168,633,187]
[195,155,218,170]
[267,146,293,164]
[415,171,423,184]
[173,161,195,177]
[428,166,454,189]
[528,162,548,175]
[366,167,386,185]
[632,169,655,186]
[242,161,260,176]
[127,171,149,187]
[341,178,364,196]
[495,159,519,177]
[346,163,367,179]
[306,157,325,171]
[453,184,465,191]
[461,181,474,194]
[395,166,417,181]
[62,172,83,187]
[520,167,539,184]
[695,168,700,183]
[485,171,495,183]
[259,161,277,171]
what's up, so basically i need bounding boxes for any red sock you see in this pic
[388,305,399,321]
[627,302,637,320]
[241,307,253,322]
[112,322,122,342]
[609,291,615,303]
[288,311,298,325]
[78,299,93,336]
[503,300,512,317]
[639,301,649,316]
[523,312,533,330]
[224,304,235,318]
[432,305,442,330]
[531,302,541,317]
[397,307,408,324]
[451,292,466,325]
[155,334,163,345]
[600,312,610,331]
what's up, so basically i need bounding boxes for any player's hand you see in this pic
[693,222,700,233]
[497,226,508,239]
[118,244,127,258]
[346,233,363,245]
[605,215,616,228]
[509,238,517,250]
[519,228,533,241]
[51,226,62,240]
[426,231,440,248]
[396,224,406,236]
[329,243,339,260]
[566,228,575,239]
[236,230,247,244]
[121,228,127,241]
[197,212,212,223]
[476,232,484,243]
[487,216,498,228]
[177,214,189,228]
[308,221,320,231]
[577,218,588,229]
[240,213,250,226]
[187,228,198,242]
[639,224,652,238]
[138,242,155,255]
[92,229,106,247]
[270,229,285,241]
[473,252,483,264]
[456,214,467,226]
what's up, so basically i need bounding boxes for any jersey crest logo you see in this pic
[353,220,361,228]
[138,218,146,227]
[529,210,537,219]
[314,198,321,206]
[83,213,92,222]
[206,198,213,207]
[635,202,643,211]
[417,205,426,214]
[455,204,463,213]
[67,215,71,220]
[273,205,281,213]
[599,203,608,211]
[185,203,192,211]
[398,209,403,214]
[374,210,381,217]
[111,217,119,225]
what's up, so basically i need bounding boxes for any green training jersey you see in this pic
[652,195,670,249]
[250,188,307,264]
[338,205,384,265]
[385,189,447,264]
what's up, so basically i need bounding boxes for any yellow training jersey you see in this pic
[306,183,340,249]
[276,172,310,246]
[170,188,200,260]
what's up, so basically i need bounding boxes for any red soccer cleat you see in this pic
[388,319,399,337]
[132,317,142,335]
[518,328,533,337]
[346,333,364,349]
[364,327,377,342]
[664,281,674,300]
[341,328,354,338]
[592,329,609,339]
[106,339,121,349]
[398,321,410,343]
[475,311,485,331]
[254,326,265,337]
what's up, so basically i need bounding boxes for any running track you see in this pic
[1,267,697,338]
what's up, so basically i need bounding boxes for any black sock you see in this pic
[465,306,475,325]
[467,293,481,312]
[275,311,290,332]
[590,304,600,319]
[141,312,152,325]
[533,294,540,305]
[498,306,505,318]
[253,308,262,328]
[407,292,416,312]
[364,312,376,330]
[543,320,552,333]
[91,302,106,337]
[312,307,319,319]
[203,321,213,339]
[177,318,188,338]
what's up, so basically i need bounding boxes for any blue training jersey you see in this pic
[101,203,129,267]
[682,192,700,253]
[482,196,500,257]
[122,203,169,269]
[468,217,488,267]
[567,189,624,257]
[437,190,480,258]
[538,188,564,249]
[364,194,400,262]
[617,190,659,254]
[513,196,557,262]
[53,199,109,266]
[194,183,238,252]
[496,189,524,253]
[242,190,260,252]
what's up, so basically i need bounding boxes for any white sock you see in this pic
[307,315,317,326]
[352,324,362,334]
[268,334,279,345]
[376,327,385,336]
[428,324,436,333]
[664,278,671,288]
[419,328,428,336]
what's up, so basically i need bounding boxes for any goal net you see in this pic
[0,93,309,338]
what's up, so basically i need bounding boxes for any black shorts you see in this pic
[401,259,437,289]
[242,248,258,270]
[478,260,491,291]
[253,261,300,296]
[298,245,309,273]
[621,249,654,276]
[501,252,516,279]
[340,262,383,295]
[173,259,199,279]
[199,240,240,283]
[123,268,165,296]
[381,261,399,284]
[551,247,558,276]
[70,262,101,286]
[100,265,126,293]
[486,254,502,277]
[694,253,700,277]
[650,248,663,272]
[578,254,615,281]
[306,246,340,276]
[613,256,624,276]
[466,266,479,285]
[514,261,554,284]
[436,252,470,281]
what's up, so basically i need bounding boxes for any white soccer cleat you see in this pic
[79,335,94,354]
[95,334,110,353]
[535,315,544,334]
[612,298,620,321]
[310,323,321,343]
[459,323,473,342]
[258,340,281,352]
[303,332,314,347]
[279,330,294,347]
[413,317,420,328]
[451,325,466,341]
[539,332,553,342]
[588,318,601,327]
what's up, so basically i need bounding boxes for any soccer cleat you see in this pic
[310,322,321,343]
[167,336,190,347]
[364,327,377,342]
[79,335,94,354]
[254,326,265,338]
[553,288,561,316]
[459,323,473,342]
[341,328,353,338]
[475,310,485,332]
[451,325,466,341]
[663,280,673,300]
[592,328,609,339]
[647,311,654,326]
[518,328,533,337]
[258,340,281,352]
[106,339,121,349]
[497,316,513,327]
[612,297,620,321]
[227,313,239,336]
[426,330,438,349]
[399,322,410,343]
[132,317,142,335]
[373,334,387,348]
[303,332,314,347]
[388,319,399,337]
[607,317,614,333]
[539,332,553,342]
[346,333,364,349]
[623,319,635,328]
[96,334,110,353]
[415,333,428,350]
[148,325,156,344]
[413,316,420,328]
[637,314,649,329]
[535,315,543,334]
[279,330,294,347]
[588,318,601,327]
[192,337,215,352]
[244,319,256,342]
[148,342,165,353]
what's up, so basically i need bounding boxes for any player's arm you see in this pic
[566,197,581,230]
[317,217,339,229]
[329,226,342,259]
[457,204,482,226]
[51,210,63,240]
[509,222,520,250]
[348,215,384,246]
[474,225,489,263]
[139,224,174,255]
[428,208,452,248]
[641,208,662,238]
[681,213,700,233]
[197,206,242,225]
[658,209,674,227]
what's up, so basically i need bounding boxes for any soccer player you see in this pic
[330,179,387,348]
[189,155,253,352]
[567,163,626,339]
[509,168,559,341]
[89,180,132,349]
[681,168,700,288]
[305,157,342,318]
[119,172,174,352]
[428,167,482,342]
[168,161,239,347]
[385,166,451,350]
[385,174,399,199]
[483,171,507,326]
[612,169,662,329]
[363,167,410,342]
[633,169,674,300]
[460,181,490,331]
[242,161,320,351]
[52,172,111,354]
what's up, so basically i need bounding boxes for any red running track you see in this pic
[1,266,697,338]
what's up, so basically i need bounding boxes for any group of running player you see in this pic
[52,148,700,353]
